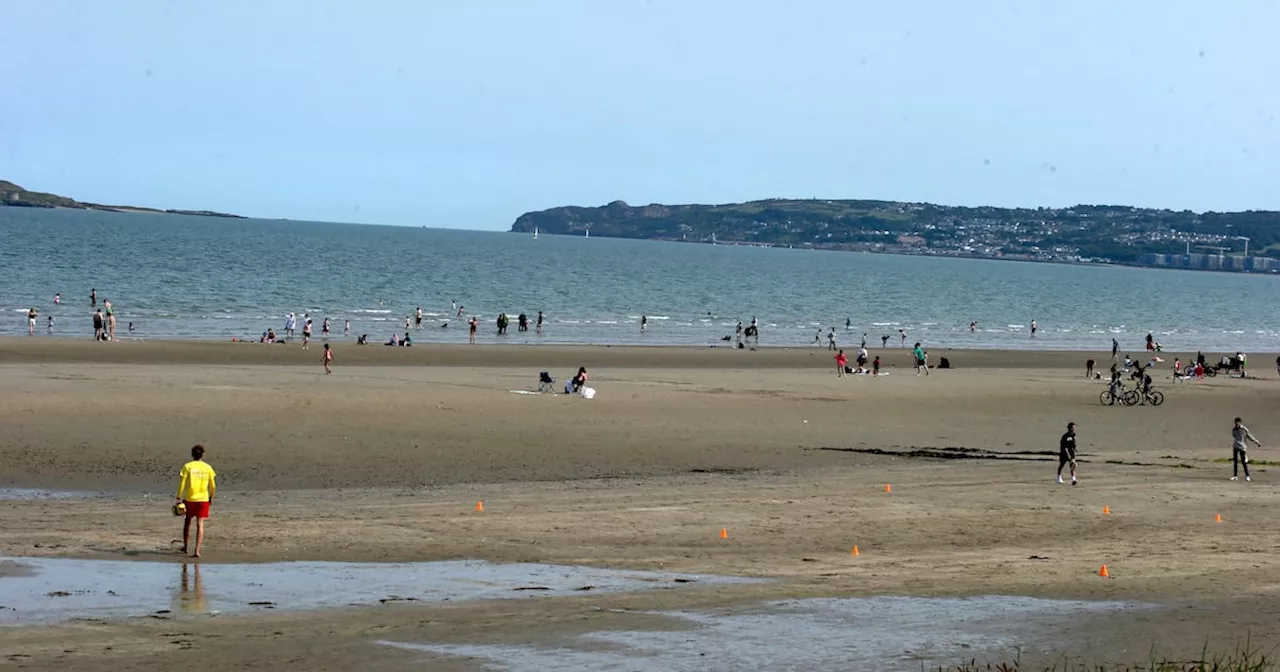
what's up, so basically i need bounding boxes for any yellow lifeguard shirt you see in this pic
[177,460,217,502]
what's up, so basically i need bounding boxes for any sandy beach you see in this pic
[2,337,1279,669]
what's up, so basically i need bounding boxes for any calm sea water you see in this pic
[2,208,1277,352]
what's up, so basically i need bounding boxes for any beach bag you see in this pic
[581,386,596,400]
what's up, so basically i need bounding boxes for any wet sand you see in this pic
[1,337,1278,669]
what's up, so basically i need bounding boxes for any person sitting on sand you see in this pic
[357,334,368,345]
[571,367,588,393]
[385,333,399,346]
[402,332,413,346]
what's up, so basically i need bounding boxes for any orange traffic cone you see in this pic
[851,545,860,557]
[475,501,484,512]
[1215,513,1222,523]
[1102,505,1111,515]
[883,484,892,493]
[719,528,728,539]
[1098,564,1110,577]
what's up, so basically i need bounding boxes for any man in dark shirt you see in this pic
[1056,422,1078,485]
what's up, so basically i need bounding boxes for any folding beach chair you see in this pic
[538,371,556,393]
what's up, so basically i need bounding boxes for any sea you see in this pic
[2,208,1277,352]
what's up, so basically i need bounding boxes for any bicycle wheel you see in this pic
[1148,390,1164,406]
[1099,390,1114,406]
[1205,367,1218,377]
[1122,390,1140,406]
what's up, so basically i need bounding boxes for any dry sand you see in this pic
[1,338,1279,670]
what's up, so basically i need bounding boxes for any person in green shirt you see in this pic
[913,343,929,376]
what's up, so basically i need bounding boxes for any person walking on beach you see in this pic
[302,316,312,350]
[899,329,907,347]
[415,307,423,330]
[913,342,929,375]
[322,317,331,338]
[1056,422,1078,485]
[812,329,822,346]
[468,316,478,344]
[1111,338,1119,363]
[835,349,847,378]
[90,288,97,307]
[176,444,216,558]
[26,307,37,335]
[1230,417,1262,482]
[323,343,333,375]
[537,311,544,335]
[285,312,296,341]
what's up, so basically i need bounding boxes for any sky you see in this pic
[3,1,1277,229]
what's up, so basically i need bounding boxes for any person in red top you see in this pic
[835,349,847,378]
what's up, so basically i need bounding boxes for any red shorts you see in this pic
[184,501,210,519]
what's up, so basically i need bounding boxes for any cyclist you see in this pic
[1107,367,1124,405]
[1140,370,1154,405]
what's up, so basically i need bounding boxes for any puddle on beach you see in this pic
[0,557,751,626]
[0,488,106,501]
[382,596,1145,671]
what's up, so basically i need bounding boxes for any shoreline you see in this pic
[0,336,1263,369]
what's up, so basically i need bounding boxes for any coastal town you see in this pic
[512,199,1280,273]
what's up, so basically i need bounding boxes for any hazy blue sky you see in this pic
[4,1,1277,229]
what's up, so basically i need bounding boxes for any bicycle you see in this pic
[1122,388,1164,406]
[1099,387,1131,406]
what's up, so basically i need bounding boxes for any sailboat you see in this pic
[584,228,590,239]
[533,226,538,240]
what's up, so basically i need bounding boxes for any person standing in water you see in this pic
[537,311,544,335]
[105,301,116,341]
[344,319,351,337]
[899,329,907,348]
[90,288,97,307]
[27,307,37,335]
[845,318,851,330]
[969,321,977,332]
[468,316,478,344]
[323,343,333,375]
[322,317,331,338]
[1056,422,1078,485]
[47,315,54,334]
[881,334,890,348]
[827,329,837,351]
[1230,417,1262,482]
[93,309,104,341]
[1030,320,1038,337]
[302,315,312,350]
[415,307,423,329]
[285,312,296,341]
[641,316,647,332]
[54,293,61,305]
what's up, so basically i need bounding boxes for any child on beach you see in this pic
[872,355,881,376]
[323,343,333,374]
[835,349,847,377]
[302,316,312,350]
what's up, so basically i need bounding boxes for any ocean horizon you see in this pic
[2,207,1277,353]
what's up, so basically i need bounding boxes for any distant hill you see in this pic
[511,199,1280,267]
[0,180,244,219]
